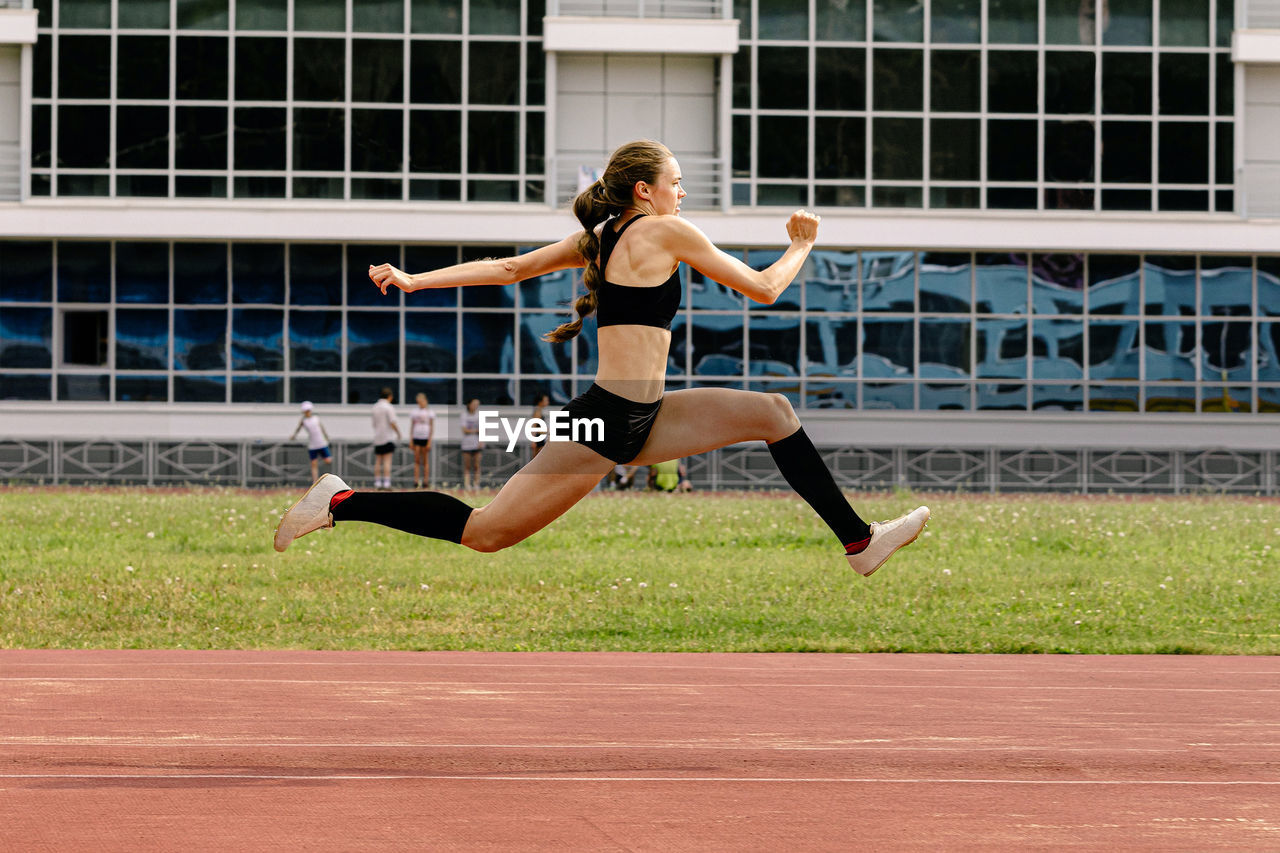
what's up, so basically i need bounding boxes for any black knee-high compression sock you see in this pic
[329,489,473,544]
[768,427,873,553]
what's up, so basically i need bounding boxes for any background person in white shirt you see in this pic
[409,392,436,489]
[371,388,401,489]
[288,401,332,482]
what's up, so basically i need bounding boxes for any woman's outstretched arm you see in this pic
[369,232,587,294]
[663,210,820,305]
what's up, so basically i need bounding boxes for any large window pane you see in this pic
[920,319,971,377]
[0,307,53,368]
[976,317,1028,377]
[235,38,287,100]
[352,109,404,173]
[871,117,922,179]
[348,312,401,372]
[468,112,518,174]
[1032,254,1085,313]
[1088,319,1141,378]
[176,37,228,100]
[57,242,111,303]
[690,314,745,377]
[1160,0,1209,46]
[116,107,169,170]
[814,117,865,179]
[872,49,923,110]
[346,244,401,307]
[1031,319,1084,378]
[817,0,865,40]
[116,375,169,402]
[295,0,346,31]
[1159,53,1209,116]
[174,375,226,402]
[1044,121,1093,183]
[975,252,1028,313]
[294,38,346,102]
[117,37,170,100]
[748,315,801,376]
[289,310,342,370]
[470,0,520,35]
[289,244,343,306]
[232,375,282,403]
[115,309,169,370]
[410,42,462,104]
[293,108,345,171]
[931,0,980,43]
[234,107,287,170]
[930,119,979,181]
[175,107,228,170]
[862,319,914,376]
[919,253,971,312]
[232,243,285,304]
[409,110,462,173]
[931,50,979,112]
[231,308,284,370]
[469,42,520,106]
[60,0,109,27]
[804,316,858,375]
[237,0,288,30]
[59,36,109,99]
[988,51,1038,113]
[58,106,110,168]
[173,309,227,369]
[872,0,923,42]
[353,40,405,103]
[116,243,169,304]
[1101,121,1151,183]
[178,0,229,29]
[1102,53,1152,115]
[405,312,457,372]
[989,0,1037,43]
[1144,320,1197,379]
[815,49,865,111]
[759,0,809,40]
[174,243,228,305]
[1201,257,1253,314]
[0,242,53,303]
[1104,0,1152,45]
[758,48,809,111]
[461,312,515,373]
[862,252,915,310]
[1086,254,1141,314]
[1045,52,1094,114]
[1158,122,1208,183]
[354,0,405,32]
[758,117,809,179]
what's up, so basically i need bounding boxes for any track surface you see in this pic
[2,651,1278,851]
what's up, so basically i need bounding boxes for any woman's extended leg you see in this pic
[629,388,927,575]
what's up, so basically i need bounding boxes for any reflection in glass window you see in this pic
[1259,322,1280,380]
[289,244,343,306]
[862,252,915,311]
[295,0,347,32]
[759,0,809,39]
[232,375,283,403]
[291,375,342,404]
[1087,255,1141,314]
[919,319,971,377]
[1,242,53,303]
[805,251,857,312]
[0,307,53,368]
[231,308,284,370]
[289,310,342,371]
[1032,383,1083,410]
[115,309,169,370]
[1088,385,1140,412]
[748,315,801,376]
[975,253,1027,314]
[57,242,111,303]
[175,38,228,100]
[519,315,572,375]
[862,319,914,377]
[1200,257,1252,314]
[174,243,228,304]
[1143,256,1197,315]
[116,375,168,402]
[347,244,402,307]
[805,379,857,408]
[1088,319,1140,379]
[919,254,971,312]
[690,313,745,377]
[234,107,287,171]
[920,382,971,409]
[805,316,857,376]
[117,37,170,100]
[1031,318,1084,378]
[976,317,1028,378]
[863,382,913,408]
[348,312,401,373]
[461,312,515,373]
[293,108,345,171]
[1143,320,1197,380]
[815,48,865,111]
[520,265,575,310]
[404,312,456,374]
[1031,254,1085,314]
[873,0,923,41]
[58,374,109,401]
[977,382,1027,409]
[402,246,459,307]
[173,309,227,370]
[406,377,456,407]
[174,375,226,402]
[232,243,285,304]
[1202,320,1251,376]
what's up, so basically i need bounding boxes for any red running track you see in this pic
[1,651,1278,851]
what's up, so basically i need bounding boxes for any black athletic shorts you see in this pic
[374,441,395,456]
[563,383,663,464]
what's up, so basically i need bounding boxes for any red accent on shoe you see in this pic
[329,489,355,510]
[844,536,871,556]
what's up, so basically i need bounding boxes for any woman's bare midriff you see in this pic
[594,324,671,403]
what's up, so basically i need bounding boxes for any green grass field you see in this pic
[2,486,1277,654]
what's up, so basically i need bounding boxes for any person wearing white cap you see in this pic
[289,401,332,482]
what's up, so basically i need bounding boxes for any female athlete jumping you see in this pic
[274,140,928,577]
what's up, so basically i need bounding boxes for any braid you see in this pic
[542,141,673,344]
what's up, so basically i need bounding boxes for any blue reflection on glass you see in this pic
[289,244,343,306]
[406,377,456,407]
[405,312,456,373]
[57,242,111,303]
[748,313,801,376]
[668,314,687,376]
[1032,383,1084,410]
[174,243,228,304]
[462,246,516,308]
[519,312,571,374]
[403,246,458,307]
[116,375,168,402]
[231,308,283,370]
[1031,253,1084,314]
[977,382,1027,410]
[805,379,857,408]
[288,310,341,371]
[575,315,599,376]
[863,382,914,409]
[1143,320,1197,380]
[173,309,226,369]
[1144,385,1194,412]
[1088,385,1140,412]
[1200,258,1252,314]
[976,317,1027,378]
[804,316,857,376]
[1260,321,1280,381]
[919,318,970,377]
[348,310,401,372]
[116,242,169,303]
[1086,254,1141,314]
[862,319,914,377]
[461,311,514,373]
[805,250,858,312]
[1200,386,1252,413]
[1143,256,1197,315]
[174,375,226,402]
[690,313,745,376]
[1030,318,1084,378]
[291,376,342,404]
[1,373,52,400]
[59,375,109,401]
[115,308,169,370]
[0,241,53,302]
[346,243,401,307]
[232,374,283,403]
[0,307,53,367]
[920,382,971,409]
[975,253,1028,314]
[919,253,971,313]
[1087,319,1140,379]
[1258,384,1280,411]
[232,243,285,304]
[862,252,915,312]
[519,248,575,308]
[1201,320,1251,380]
[1259,258,1280,317]
[462,377,515,406]
[689,253,746,310]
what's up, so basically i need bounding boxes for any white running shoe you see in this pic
[846,505,931,577]
[273,473,351,552]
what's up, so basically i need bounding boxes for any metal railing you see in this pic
[1244,0,1280,27]
[548,0,725,18]
[552,155,724,210]
[3,438,1278,494]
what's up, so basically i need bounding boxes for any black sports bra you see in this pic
[595,214,682,330]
